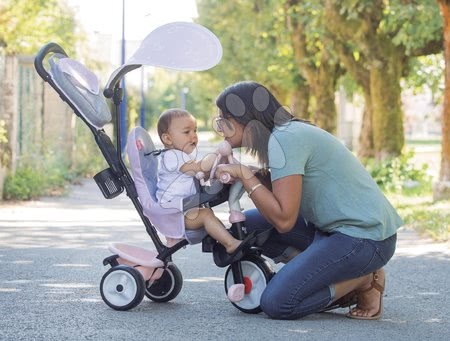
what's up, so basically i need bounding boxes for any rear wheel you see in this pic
[145,263,183,302]
[224,256,274,314]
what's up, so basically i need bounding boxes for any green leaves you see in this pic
[0,0,77,55]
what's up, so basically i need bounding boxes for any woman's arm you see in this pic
[179,152,219,177]
[216,164,302,233]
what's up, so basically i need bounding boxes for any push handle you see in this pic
[103,64,141,98]
[34,42,68,81]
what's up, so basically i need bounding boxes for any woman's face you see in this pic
[214,113,246,148]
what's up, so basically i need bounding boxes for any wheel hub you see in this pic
[243,276,252,294]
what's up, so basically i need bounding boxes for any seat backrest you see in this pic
[126,127,186,239]
[49,54,112,129]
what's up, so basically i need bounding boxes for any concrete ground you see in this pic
[0,132,449,340]
[0,177,449,340]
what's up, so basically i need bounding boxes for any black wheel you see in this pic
[145,263,183,302]
[224,255,275,314]
[100,265,145,311]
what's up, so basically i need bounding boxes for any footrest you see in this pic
[108,243,165,281]
[202,235,216,253]
[212,232,257,267]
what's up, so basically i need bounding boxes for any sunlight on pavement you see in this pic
[0,288,20,292]
[53,263,92,267]
[40,283,95,289]
[185,276,223,283]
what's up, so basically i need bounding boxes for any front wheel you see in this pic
[224,256,274,314]
[145,263,183,302]
[100,265,145,311]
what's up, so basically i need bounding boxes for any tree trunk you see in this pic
[370,51,405,160]
[310,70,338,133]
[289,83,311,120]
[357,90,375,159]
[434,0,450,200]
[290,44,339,134]
[323,0,408,159]
[287,1,339,134]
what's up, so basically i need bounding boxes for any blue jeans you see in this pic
[245,209,397,319]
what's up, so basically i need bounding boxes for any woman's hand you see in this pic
[215,163,254,181]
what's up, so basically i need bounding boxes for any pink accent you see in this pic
[127,127,206,244]
[165,237,183,247]
[127,128,185,240]
[227,284,245,302]
[209,140,234,180]
[229,210,246,223]
[108,242,164,281]
[136,139,144,150]
[195,171,206,186]
[217,140,232,156]
[220,172,232,184]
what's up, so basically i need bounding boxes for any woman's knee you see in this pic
[260,287,295,320]
[260,290,282,319]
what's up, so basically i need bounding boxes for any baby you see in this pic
[156,108,243,258]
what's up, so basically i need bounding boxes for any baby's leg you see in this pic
[185,208,241,253]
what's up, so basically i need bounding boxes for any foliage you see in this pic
[3,167,43,200]
[0,119,9,167]
[70,120,106,177]
[404,54,445,103]
[3,157,74,200]
[179,73,223,128]
[323,0,442,158]
[0,0,77,55]
[2,116,106,200]
[196,0,298,100]
[390,194,449,242]
[365,150,432,193]
[381,0,442,55]
[141,69,221,130]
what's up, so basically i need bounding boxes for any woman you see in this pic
[214,81,403,320]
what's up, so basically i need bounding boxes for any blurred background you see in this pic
[0,0,448,240]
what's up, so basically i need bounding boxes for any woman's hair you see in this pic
[215,81,294,166]
[157,108,193,140]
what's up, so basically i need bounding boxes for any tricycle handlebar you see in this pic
[34,42,68,81]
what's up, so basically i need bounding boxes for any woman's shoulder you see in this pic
[272,120,315,140]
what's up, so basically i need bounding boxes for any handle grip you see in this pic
[103,64,141,98]
[34,42,68,81]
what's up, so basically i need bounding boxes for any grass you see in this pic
[387,139,449,242]
[388,192,450,242]
[406,139,441,145]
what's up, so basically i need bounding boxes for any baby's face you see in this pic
[166,115,198,154]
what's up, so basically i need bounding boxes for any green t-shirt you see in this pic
[268,121,403,241]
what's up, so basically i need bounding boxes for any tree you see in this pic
[324,0,442,160]
[197,0,343,130]
[434,0,450,200]
[285,0,342,133]
[196,0,306,114]
[0,0,77,55]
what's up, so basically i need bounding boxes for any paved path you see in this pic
[0,178,449,340]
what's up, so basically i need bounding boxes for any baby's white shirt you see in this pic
[156,149,197,205]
